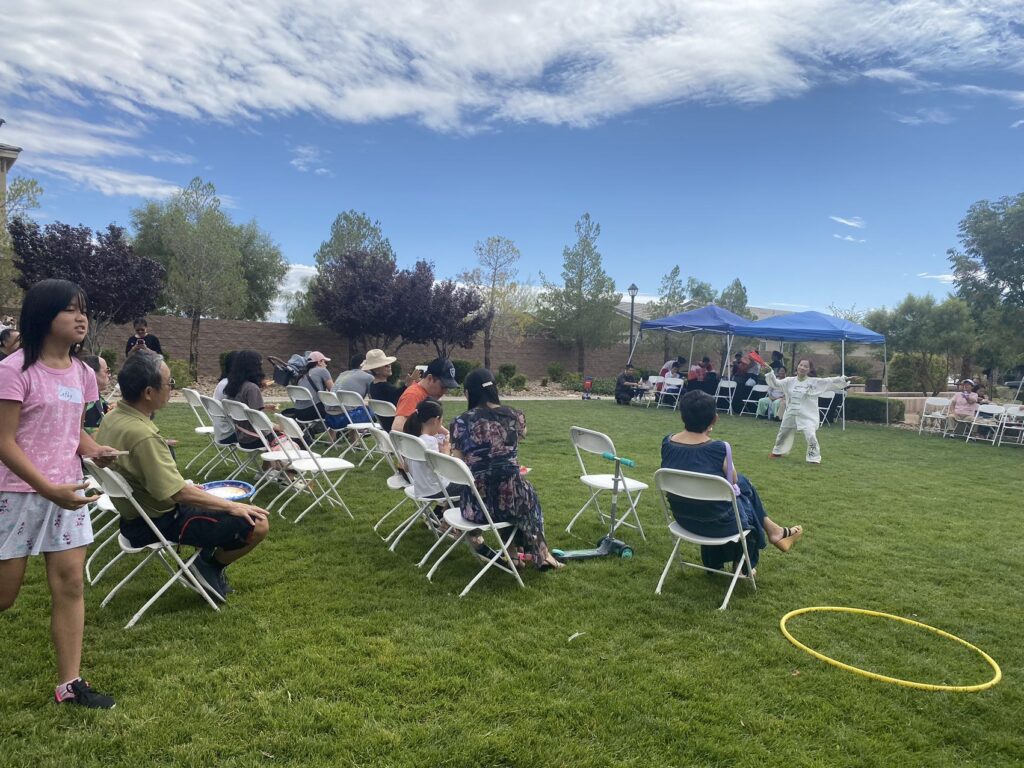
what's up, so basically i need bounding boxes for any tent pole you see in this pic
[688,336,695,366]
[841,339,846,430]
[627,330,642,367]
[884,341,889,426]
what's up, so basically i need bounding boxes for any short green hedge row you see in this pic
[844,394,904,422]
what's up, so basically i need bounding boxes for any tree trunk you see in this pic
[483,325,492,370]
[189,312,201,381]
[349,337,358,361]
[576,338,585,374]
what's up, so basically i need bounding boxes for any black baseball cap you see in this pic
[425,358,459,388]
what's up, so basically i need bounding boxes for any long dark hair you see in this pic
[464,368,502,410]
[225,349,264,398]
[19,279,88,371]
[403,397,443,437]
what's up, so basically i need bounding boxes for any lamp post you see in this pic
[627,283,639,361]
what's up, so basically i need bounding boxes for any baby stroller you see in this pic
[582,376,594,400]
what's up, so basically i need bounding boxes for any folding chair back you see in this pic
[368,399,398,418]
[569,425,615,474]
[286,384,319,411]
[918,397,951,435]
[317,390,345,417]
[818,391,837,426]
[182,388,212,427]
[714,380,736,413]
[644,376,665,408]
[659,377,685,409]
[335,389,374,423]
[652,467,755,610]
[389,430,429,464]
[997,404,1024,446]
[965,404,1006,445]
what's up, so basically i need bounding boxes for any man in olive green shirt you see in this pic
[96,351,269,598]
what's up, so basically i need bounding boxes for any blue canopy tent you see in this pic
[731,311,888,428]
[629,305,749,374]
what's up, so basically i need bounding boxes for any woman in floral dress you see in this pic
[449,368,563,570]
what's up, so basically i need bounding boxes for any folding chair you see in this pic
[417,450,525,597]
[285,384,332,449]
[653,468,756,610]
[273,414,356,523]
[220,399,272,482]
[658,377,685,410]
[818,391,837,426]
[84,478,123,585]
[996,405,1024,446]
[241,408,328,514]
[565,426,648,540]
[714,380,736,414]
[82,459,222,629]
[918,397,951,436]
[181,388,221,473]
[965,404,1006,446]
[384,431,450,551]
[198,395,243,476]
[644,376,665,408]
[365,426,419,536]
[739,384,769,417]
[367,399,398,469]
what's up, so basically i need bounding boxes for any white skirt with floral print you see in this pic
[0,492,94,559]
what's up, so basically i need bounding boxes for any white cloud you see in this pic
[1011,119,1024,129]
[833,234,866,243]
[267,263,317,323]
[1,2,1022,132]
[862,68,928,87]
[26,158,181,198]
[289,144,332,176]
[917,271,955,283]
[829,215,865,228]
[950,84,1024,106]
[889,107,954,125]
[767,302,812,308]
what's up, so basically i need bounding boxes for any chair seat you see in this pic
[117,533,164,555]
[442,507,513,531]
[195,426,215,435]
[260,449,321,462]
[289,457,355,472]
[580,474,648,492]
[388,473,410,491]
[343,422,375,431]
[668,521,745,546]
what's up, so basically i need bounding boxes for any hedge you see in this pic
[844,395,904,423]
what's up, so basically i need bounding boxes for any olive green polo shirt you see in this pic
[94,402,186,520]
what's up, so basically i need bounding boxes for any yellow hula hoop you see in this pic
[779,606,1002,692]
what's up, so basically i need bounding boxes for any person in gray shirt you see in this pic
[333,353,373,397]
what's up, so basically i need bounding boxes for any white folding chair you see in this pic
[220,399,272,482]
[334,389,384,465]
[739,385,769,417]
[82,459,222,629]
[181,388,221,473]
[285,384,332,449]
[241,408,326,514]
[384,431,450,551]
[644,376,665,408]
[417,450,525,597]
[367,399,398,469]
[198,395,243,476]
[714,380,736,414]
[918,397,951,436]
[84,478,122,585]
[965,404,1006,446]
[565,426,648,540]
[818,391,837,426]
[653,468,756,610]
[658,377,685,410]
[365,426,419,535]
[273,414,356,523]
[996,404,1024,446]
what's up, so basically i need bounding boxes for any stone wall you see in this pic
[97,316,668,380]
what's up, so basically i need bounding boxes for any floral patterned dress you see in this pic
[449,405,551,567]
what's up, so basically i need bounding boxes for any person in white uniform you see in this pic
[763,359,849,464]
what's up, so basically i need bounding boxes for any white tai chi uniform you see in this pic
[766,370,848,463]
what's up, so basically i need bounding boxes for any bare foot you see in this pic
[770,525,803,552]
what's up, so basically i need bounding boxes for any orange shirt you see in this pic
[395,381,430,418]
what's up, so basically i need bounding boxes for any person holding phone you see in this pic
[125,317,163,358]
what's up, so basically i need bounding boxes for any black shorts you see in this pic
[120,504,255,551]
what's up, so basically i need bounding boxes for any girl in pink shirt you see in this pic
[0,279,119,708]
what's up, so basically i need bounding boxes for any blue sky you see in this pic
[2,2,1022,320]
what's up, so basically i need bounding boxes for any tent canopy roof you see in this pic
[731,311,885,344]
[640,304,749,335]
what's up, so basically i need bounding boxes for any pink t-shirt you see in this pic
[0,350,97,492]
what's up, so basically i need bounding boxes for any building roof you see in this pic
[0,142,23,154]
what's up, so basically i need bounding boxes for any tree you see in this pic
[685,276,717,306]
[8,219,165,352]
[864,294,974,395]
[132,178,245,379]
[646,266,688,361]
[418,280,487,358]
[284,275,320,327]
[716,278,755,320]
[536,213,622,373]
[459,235,521,368]
[0,177,43,307]
[236,221,288,321]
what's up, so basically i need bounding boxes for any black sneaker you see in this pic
[193,553,228,598]
[58,679,116,709]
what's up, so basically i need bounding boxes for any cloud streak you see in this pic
[917,271,954,284]
[1,2,1022,132]
[833,234,866,243]
[829,215,865,228]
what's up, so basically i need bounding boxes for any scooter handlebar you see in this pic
[601,450,635,467]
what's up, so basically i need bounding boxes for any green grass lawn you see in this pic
[3,400,1022,767]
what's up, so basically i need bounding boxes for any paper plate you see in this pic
[197,480,255,501]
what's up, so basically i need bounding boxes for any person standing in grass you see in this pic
[0,279,121,709]
[763,359,849,464]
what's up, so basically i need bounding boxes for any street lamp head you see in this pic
[628,283,638,299]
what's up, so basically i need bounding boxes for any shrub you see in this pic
[99,349,118,373]
[165,358,193,388]
[451,359,479,384]
[389,360,403,384]
[509,373,527,390]
[547,361,565,383]
[888,353,947,394]
[540,377,548,387]
[844,395,904,423]
[497,364,517,387]
[562,372,582,390]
